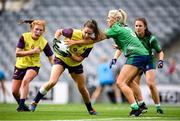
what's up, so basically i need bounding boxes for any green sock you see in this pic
[156,104,161,109]
[131,102,139,110]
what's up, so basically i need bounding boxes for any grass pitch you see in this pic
[0,103,180,121]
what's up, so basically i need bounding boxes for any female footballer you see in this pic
[12,20,54,112]
[65,9,150,116]
[133,17,164,114]
[30,19,100,115]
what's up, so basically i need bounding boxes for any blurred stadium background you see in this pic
[0,0,180,104]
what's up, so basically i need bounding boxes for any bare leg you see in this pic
[116,65,139,104]
[71,73,97,115]
[71,73,91,103]
[145,70,160,105]
[12,79,22,104]
[131,75,143,102]
[20,69,38,99]
[91,86,103,103]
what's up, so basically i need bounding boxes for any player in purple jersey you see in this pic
[12,20,54,112]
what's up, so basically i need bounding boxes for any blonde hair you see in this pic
[108,9,127,25]
[31,20,46,32]
[19,19,46,32]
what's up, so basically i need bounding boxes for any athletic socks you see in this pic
[131,102,139,110]
[33,87,48,103]
[85,102,93,111]
[156,104,161,109]
[33,91,45,103]
[19,99,25,108]
[15,97,20,104]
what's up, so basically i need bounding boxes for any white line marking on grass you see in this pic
[49,117,177,121]
[2,117,180,121]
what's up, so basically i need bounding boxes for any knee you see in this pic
[21,79,31,87]
[116,81,125,89]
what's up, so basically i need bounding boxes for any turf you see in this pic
[0,103,180,121]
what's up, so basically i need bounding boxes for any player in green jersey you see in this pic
[133,17,164,114]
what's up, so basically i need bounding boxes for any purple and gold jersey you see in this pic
[15,32,53,68]
[55,29,93,67]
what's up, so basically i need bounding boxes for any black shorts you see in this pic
[13,66,39,80]
[54,57,83,74]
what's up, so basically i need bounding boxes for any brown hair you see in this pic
[83,19,100,40]
[135,17,152,37]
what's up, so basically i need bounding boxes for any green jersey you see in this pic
[106,22,149,57]
[138,35,162,56]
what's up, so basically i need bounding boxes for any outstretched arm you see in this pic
[65,31,107,46]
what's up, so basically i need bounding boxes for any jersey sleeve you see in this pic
[106,25,119,38]
[62,28,73,38]
[16,36,25,48]
[43,43,53,56]
[80,48,92,58]
[150,35,162,53]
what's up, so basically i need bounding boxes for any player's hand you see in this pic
[158,60,163,68]
[32,47,40,54]
[109,59,117,68]
[64,40,76,47]
[55,29,62,39]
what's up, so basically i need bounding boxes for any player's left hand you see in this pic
[55,29,62,39]
[64,40,76,47]
[158,60,163,68]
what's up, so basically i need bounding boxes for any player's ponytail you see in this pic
[18,19,34,25]
[108,9,128,26]
[18,19,46,32]
[84,19,100,40]
[118,9,127,26]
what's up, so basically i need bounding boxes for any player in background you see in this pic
[64,9,150,117]
[134,18,164,114]
[12,19,54,112]
[30,19,100,115]
[0,69,10,103]
[90,56,121,104]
